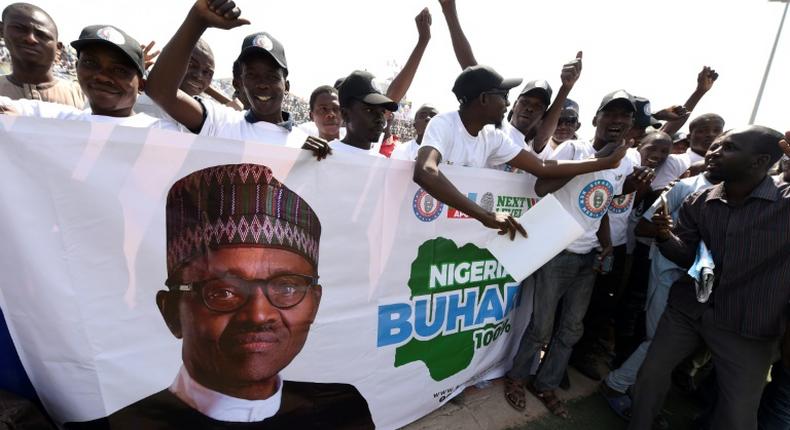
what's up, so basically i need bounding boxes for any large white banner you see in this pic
[0,117,581,429]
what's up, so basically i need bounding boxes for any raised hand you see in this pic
[631,165,656,191]
[416,7,432,43]
[696,66,718,93]
[193,0,250,30]
[560,51,583,88]
[482,212,527,240]
[141,41,161,70]
[653,105,689,121]
[651,206,674,242]
[780,131,790,157]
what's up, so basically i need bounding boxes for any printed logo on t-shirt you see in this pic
[413,189,445,222]
[578,179,614,219]
[608,193,634,214]
[96,27,126,45]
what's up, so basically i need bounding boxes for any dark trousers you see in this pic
[759,364,790,430]
[614,242,650,366]
[629,305,776,430]
[573,244,628,359]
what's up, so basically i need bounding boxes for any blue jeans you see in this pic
[606,271,673,393]
[759,364,790,430]
[507,250,597,391]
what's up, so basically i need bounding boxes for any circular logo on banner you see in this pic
[96,26,126,45]
[577,179,614,218]
[608,193,634,214]
[413,189,444,222]
[253,34,274,51]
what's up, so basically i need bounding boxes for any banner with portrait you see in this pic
[0,117,582,429]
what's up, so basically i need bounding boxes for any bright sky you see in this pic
[27,0,790,137]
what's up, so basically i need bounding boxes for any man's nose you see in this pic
[21,30,38,45]
[236,289,280,324]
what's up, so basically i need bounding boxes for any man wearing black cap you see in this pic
[413,65,627,238]
[0,3,84,108]
[550,99,581,150]
[135,38,217,120]
[67,164,373,430]
[146,0,330,158]
[502,91,639,417]
[0,24,176,129]
[439,0,580,161]
[332,70,399,156]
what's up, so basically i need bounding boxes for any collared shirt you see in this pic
[198,100,309,148]
[0,75,85,109]
[169,365,283,422]
[660,176,790,339]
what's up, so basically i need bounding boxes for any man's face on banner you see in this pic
[159,247,321,398]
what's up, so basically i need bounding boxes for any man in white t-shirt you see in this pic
[390,104,438,161]
[135,38,215,121]
[145,1,330,159]
[504,90,638,418]
[413,65,628,239]
[330,70,399,157]
[1,24,177,130]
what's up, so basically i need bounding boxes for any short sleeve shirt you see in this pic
[199,101,309,148]
[607,148,641,246]
[548,139,634,254]
[390,139,420,161]
[421,111,522,168]
[1,96,180,130]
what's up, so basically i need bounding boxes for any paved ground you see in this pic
[403,368,702,430]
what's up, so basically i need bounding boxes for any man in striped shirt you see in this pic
[628,126,789,430]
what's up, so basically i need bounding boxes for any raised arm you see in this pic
[146,0,249,132]
[386,8,431,103]
[439,0,477,69]
[532,52,582,153]
[661,66,718,136]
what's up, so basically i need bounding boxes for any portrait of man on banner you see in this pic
[67,163,373,429]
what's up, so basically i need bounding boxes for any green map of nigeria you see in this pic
[394,237,518,381]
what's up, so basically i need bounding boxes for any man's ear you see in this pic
[137,77,146,94]
[156,291,182,339]
[309,285,322,322]
[284,80,290,95]
[592,115,598,127]
[753,153,772,171]
[574,122,581,131]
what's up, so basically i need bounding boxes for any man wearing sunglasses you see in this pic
[68,163,373,429]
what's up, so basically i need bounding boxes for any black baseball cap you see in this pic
[338,70,399,111]
[70,25,144,75]
[634,96,661,129]
[237,32,288,75]
[518,80,553,106]
[561,98,580,119]
[452,65,522,104]
[596,90,637,114]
